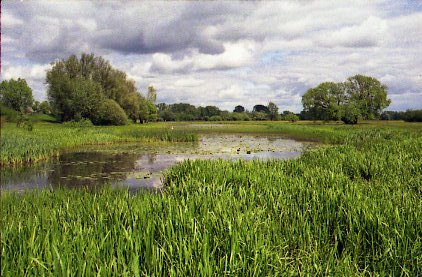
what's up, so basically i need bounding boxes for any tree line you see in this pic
[155,102,299,122]
[1,53,421,125]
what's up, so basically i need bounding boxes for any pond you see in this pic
[1,134,309,192]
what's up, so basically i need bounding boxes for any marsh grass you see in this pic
[0,123,197,167]
[1,124,421,275]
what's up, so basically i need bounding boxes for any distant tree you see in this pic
[302,82,343,121]
[380,110,422,122]
[159,110,176,121]
[403,109,422,122]
[39,101,51,114]
[253,104,270,114]
[204,106,221,117]
[267,102,280,120]
[169,103,198,120]
[146,101,158,122]
[345,75,391,120]
[121,93,140,122]
[32,101,40,112]
[0,78,34,112]
[138,97,150,123]
[233,105,245,113]
[301,75,391,124]
[147,86,157,103]
[157,103,168,113]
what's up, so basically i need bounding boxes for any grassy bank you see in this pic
[0,123,197,167]
[1,123,421,275]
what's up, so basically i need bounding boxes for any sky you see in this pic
[2,1,422,112]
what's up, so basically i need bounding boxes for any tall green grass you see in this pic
[1,126,421,275]
[0,123,197,166]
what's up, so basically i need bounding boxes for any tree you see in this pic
[0,78,34,112]
[302,82,343,121]
[233,105,245,113]
[146,101,158,122]
[46,53,141,123]
[267,102,279,120]
[204,106,221,117]
[345,75,391,120]
[253,104,270,114]
[120,93,140,122]
[39,101,51,114]
[147,86,157,103]
[301,75,391,124]
[157,103,168,113]
[159,110,176,121]
[138,97,150,123]
[47,76,104,122]
[169,103,198,121]
[32,101,40,112]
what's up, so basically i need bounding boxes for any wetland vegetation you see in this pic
[1,120,422,275]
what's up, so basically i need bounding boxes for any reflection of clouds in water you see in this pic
[198,134,305,154]
[2,134,308,192]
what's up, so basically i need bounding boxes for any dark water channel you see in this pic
[1,134,309,192]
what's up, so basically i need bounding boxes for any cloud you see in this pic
[150,40,257,73]
[315,16,388,48]
[2,1,421,111]
[174,78,205,88]
[2,12,24,27]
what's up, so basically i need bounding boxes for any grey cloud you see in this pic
[2,1,422,112]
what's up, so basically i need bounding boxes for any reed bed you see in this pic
[0,123,197,167]
[1,125,421,275]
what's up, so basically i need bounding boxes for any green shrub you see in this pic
[94,99,128,125]
[0,103,19,122]
[209,115,223,121]
[62,118,94,127]
[282,113,299,122]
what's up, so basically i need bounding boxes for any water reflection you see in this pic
[1,134,309,192]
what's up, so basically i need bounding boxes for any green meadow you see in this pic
[1,121,422,275]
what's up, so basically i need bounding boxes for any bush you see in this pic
[252,112,268,121]
[0,103,19,122]
[159,110,176,121]
[62,118,94,128]
[209,115,222,121]
[94,99,128,125]
[282,114,299,122]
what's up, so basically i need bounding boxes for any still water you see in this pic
[1,134,308,192]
